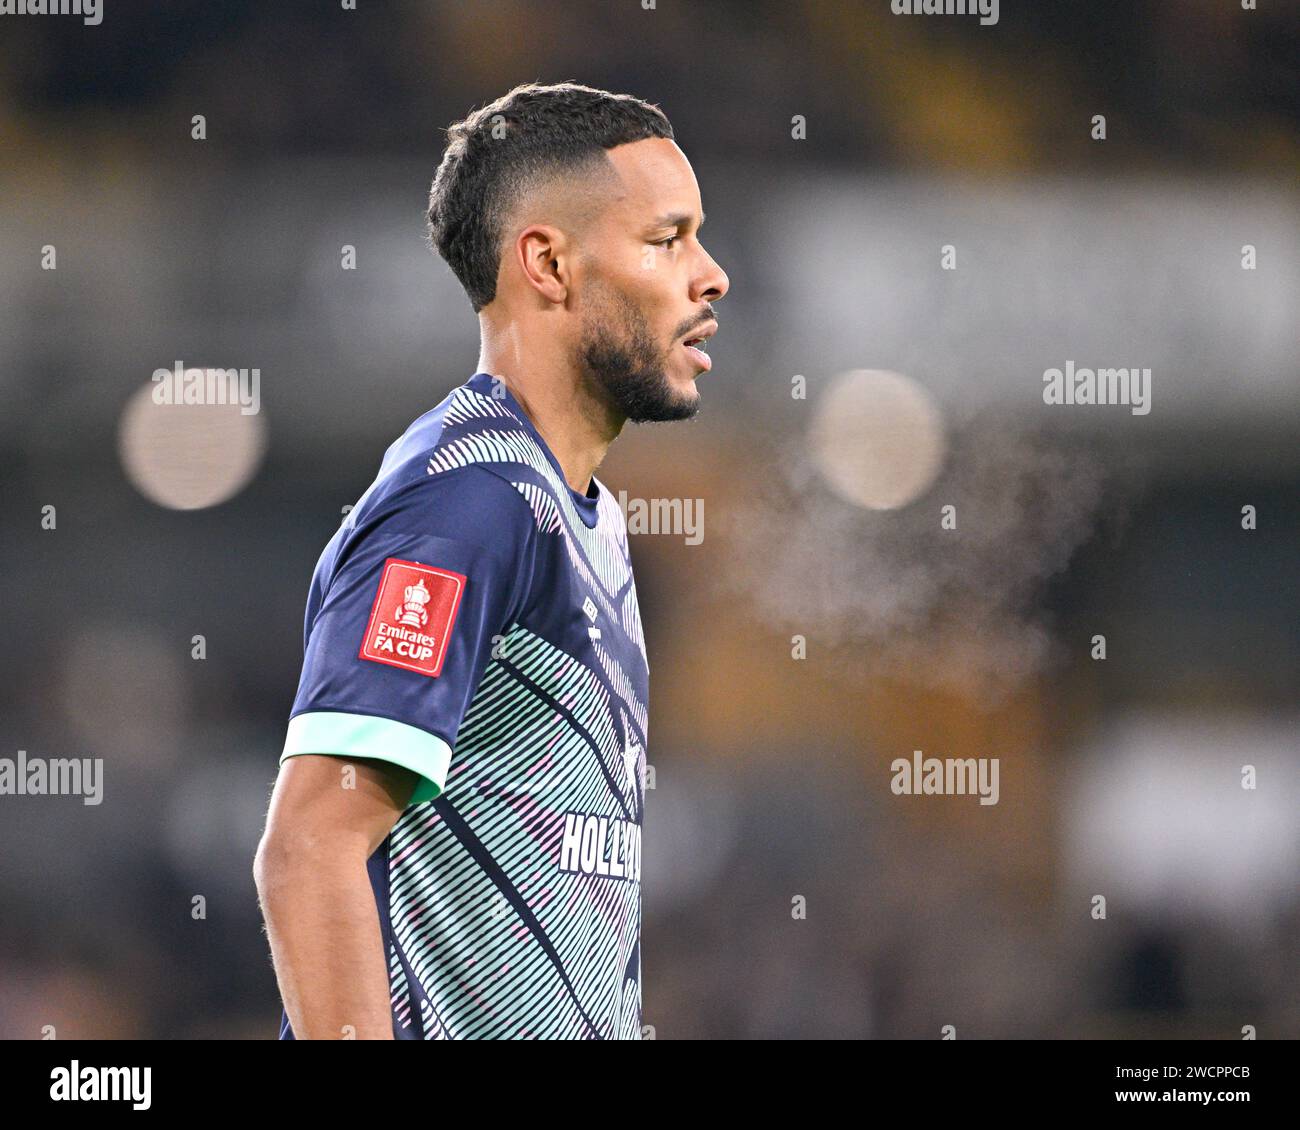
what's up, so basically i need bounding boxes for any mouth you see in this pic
[680,321,717,373]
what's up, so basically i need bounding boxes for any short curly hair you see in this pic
[427,81,674,312]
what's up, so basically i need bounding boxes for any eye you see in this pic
[656,235,678,250]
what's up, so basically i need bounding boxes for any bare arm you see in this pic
[253,754,418,1040]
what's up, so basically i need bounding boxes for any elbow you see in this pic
[253,830,301,899]
[254,825,366,896]
[252,834,277,898]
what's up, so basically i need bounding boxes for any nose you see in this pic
[691,247,729,304]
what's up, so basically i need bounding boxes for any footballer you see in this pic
[253,81,729,1039]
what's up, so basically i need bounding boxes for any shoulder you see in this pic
[424,387,577,534]
[425,381,541,479]
[348,460,538,556]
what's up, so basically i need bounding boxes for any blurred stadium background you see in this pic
[0,0,1297,1039]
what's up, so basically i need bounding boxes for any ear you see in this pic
[514,224,570,304]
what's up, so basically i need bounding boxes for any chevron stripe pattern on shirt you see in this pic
[379,376,648,1039]
[388,625,644,1039]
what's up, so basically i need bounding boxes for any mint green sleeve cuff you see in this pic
[281,711,452,804]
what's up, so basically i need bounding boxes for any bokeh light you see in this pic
[809,369,946,510]
[118,378,267,510]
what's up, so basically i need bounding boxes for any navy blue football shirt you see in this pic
[277,372,648,1039]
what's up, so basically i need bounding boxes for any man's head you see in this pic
[427,82,729,423]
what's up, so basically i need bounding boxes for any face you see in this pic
[572,137,729,422]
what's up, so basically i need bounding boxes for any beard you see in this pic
[576,284,701,423]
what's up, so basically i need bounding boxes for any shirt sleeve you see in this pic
[281,465,537,804]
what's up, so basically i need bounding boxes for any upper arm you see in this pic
[260,753,419,864]
[280,466,537,806]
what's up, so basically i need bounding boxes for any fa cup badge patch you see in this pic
[359,558,467,677]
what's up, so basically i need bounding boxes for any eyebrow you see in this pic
[650,211,705,230]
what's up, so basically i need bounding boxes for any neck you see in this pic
[477,316,624,496]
